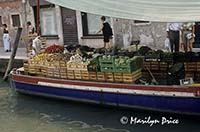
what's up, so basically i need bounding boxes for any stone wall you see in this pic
[0,0,35,48]
[113,18,167,50]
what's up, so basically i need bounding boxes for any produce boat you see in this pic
[11,70,200,115]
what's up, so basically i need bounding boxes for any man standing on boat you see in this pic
[166,23,182,52]
[97,16,113,49]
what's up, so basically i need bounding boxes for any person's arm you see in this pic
[192,23,195,37]
[96,23,103,34]
[166,23,170,38]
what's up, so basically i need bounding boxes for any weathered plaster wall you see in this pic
[113,18,167,49]
[0,0,35,48]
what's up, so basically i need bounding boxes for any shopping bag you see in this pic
[164,38,171,51]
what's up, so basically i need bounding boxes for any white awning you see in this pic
[46,0,200,22]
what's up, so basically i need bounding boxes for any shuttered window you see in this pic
[11,14,21,27]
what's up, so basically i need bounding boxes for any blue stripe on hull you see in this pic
[14,81,200,114]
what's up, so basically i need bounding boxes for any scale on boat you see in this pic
[180,78,194,86]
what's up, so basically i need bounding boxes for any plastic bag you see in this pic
[164,38,171,51]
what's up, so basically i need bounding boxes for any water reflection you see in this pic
[0,79,200,132]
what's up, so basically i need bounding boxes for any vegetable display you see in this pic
[45,44,64,54]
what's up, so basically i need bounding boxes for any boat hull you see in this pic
[11,74,200,115]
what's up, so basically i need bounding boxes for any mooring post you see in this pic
[3,27,23,81]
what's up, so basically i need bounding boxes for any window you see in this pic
[82,12,111,36]
[0,16,2,27]
[11,14,21,27]
[134,20,150,25]
[40,7,58,36]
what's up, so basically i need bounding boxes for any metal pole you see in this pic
[37,0,40,35]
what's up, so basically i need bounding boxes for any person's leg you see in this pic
[189,39,193,52]
[4,35,9,52]
[174,31,180,52]
[104,36,109,49]
[3,36,6,51]
[169,31,174,52]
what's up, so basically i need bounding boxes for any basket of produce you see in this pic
[99,55,115,72]
[44,44,64,54]
[67,54,90,71]
[161,52,173,62]
[115,56,143,73]
[145,50,162,61]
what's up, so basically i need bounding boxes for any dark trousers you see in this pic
[169,30,180,52]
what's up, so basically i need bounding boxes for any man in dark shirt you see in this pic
[97,16,113,49]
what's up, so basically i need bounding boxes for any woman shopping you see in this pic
[2,24,11,52]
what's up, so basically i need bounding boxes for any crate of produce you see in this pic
[105,72,114,82]
[97,72,106,82]
[114,73,123,83]
[123,69,142,83]
[145,50,162,61]
[89,72,97,81]
[99,55,115,72]
[81,71,90,80]
[161,52,173,62]
[88,56,100,72]
[67,70,75,80]
[115,56,143,73]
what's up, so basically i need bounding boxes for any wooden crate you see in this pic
[97,72,106,82]
[150,61,159,71]
[105,72,114,82]
[195,72,200,82]
[159,62,168,71]
[67,63,88,71]
[185,72,195,78]
[60,62,66,67]
[123,69,142,83]
[60,67,67,74]
[67,70,75,79]
[23,63,29,72]
[114,73,123,83]
[47,71,54,78]
[81,71,90,80]
[89,72,97,81]
[184,62,197,72]
[197,62,200,72]
[74,70,82,80]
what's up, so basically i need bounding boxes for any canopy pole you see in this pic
[37,0,40,35]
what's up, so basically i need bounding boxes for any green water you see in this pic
[0,79,200,132]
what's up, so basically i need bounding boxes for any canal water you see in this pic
[0,78,200,132]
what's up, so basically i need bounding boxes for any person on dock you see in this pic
[2,24,11,52]
[26,21,36,51]
[166,23,182,52]
[26,21,35,35]
[97,16,113,49]
[181,22,195,52]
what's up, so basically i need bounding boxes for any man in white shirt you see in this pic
[166,23,182,52]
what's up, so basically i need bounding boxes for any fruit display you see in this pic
[45,44,64,54]
[67,54,91,71]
